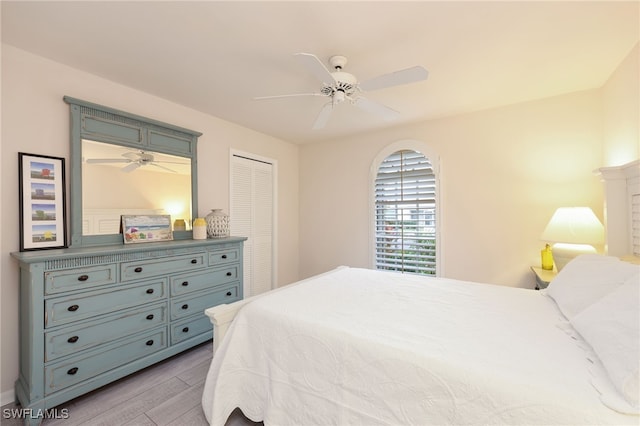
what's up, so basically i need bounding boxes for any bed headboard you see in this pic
[597,159,640,260]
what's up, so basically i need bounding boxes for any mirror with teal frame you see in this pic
[65,96,201,247]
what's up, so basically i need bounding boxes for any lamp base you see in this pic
[552,243,597,271]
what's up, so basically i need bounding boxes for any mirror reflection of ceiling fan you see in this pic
[255,52,429,129]
[85,150,188,173]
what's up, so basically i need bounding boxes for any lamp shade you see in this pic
[541,207,604,245]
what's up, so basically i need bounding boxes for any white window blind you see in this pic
[374,150,437,275]
[231,154,274,297]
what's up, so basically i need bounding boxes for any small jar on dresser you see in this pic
[11,237,245,425]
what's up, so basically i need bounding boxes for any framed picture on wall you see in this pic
[18,152,68,251]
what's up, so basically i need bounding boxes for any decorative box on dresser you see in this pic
[11,237,245,424]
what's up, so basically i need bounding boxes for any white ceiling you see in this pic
[2,1,638,145]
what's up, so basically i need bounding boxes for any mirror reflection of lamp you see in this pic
[540,207,605,271]
[164,202,187,230]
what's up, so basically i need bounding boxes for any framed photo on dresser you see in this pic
[121,214,173,244]
[18,152,68,251]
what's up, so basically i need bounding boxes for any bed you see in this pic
[202,160,640,425]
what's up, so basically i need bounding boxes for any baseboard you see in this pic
[0,388,16,407]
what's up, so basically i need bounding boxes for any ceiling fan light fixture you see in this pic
[331,71,357,86]
[256,52,429,130]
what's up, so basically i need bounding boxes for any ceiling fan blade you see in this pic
[86,158,130,164]
[121,162,141,173]
[312,102,334,130]
[294,53,336,85]
[122,152,142,160]
[254,93,326,101]
[154,160,190,165]
[150,163,177,173]
[359,66,429,92]
[355,97,401,121]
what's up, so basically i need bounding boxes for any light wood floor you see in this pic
[2,341,261,426]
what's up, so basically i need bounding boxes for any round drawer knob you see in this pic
[226,291,232,296]
[67,336,79,343]
[146,340,154,346]
[190,259,198,264]
[146,289,154,294]
[221,255,228,259]
[67,305,79,312]
[67,367,78,375]
[77,275,89,282]
[182,327,189,333]
[181,281,189,287]
[226,272,232,277]
[134,267,143,273]
[146,314,154,320]
[181,304,189,310]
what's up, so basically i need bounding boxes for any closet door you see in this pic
[231,154,274,297]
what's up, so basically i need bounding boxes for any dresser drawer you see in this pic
[121,253,206,282]
[170,266,239,296]
[171,283,240,320]
[45,302,168,361]
[45,264,117,295]
[45,280,167,328]
[209,247,241,266]
[171,315,212,344]
[45,328,167,395]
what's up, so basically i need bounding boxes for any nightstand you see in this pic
[530,266,557,290]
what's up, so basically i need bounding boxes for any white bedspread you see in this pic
[202,267,637,425]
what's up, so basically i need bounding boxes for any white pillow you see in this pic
[571,273,640,410]
[546,254,639,319]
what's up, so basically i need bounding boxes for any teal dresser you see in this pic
[11,237,245,423]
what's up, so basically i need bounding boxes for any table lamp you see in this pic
[540,207,605,271]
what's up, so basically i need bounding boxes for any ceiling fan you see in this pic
[255,53,429,130]
[85,150,186,173]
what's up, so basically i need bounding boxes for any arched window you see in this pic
[374,149,437,275]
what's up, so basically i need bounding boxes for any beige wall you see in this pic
[83,165,192,221]
[602,43,639,166]
[299,90,606,286]
[0,45,299,400]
